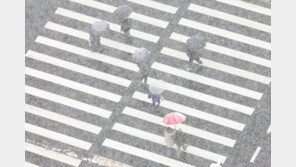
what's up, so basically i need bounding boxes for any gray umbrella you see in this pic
[114,5,132,22]
[186,34,206,52]
[91,21,110,37]
[132,48,151,65]
[149,79,166,95]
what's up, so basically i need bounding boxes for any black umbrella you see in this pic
[186,34,206,52]
[114,5,132,22]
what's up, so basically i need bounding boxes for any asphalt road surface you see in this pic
[25,0,271,166]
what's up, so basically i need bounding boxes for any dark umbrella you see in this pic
[132,48,151,65]
[91,21,110,37]
[186,34,206,52]
[114,5,132,22]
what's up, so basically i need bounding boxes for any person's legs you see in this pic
[124,28,132,43]
[143,74,148,84]
[176,146,181,159]
[166,147,172,156]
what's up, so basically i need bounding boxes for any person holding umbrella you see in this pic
[174,129,188,159]
[89,21,110,52]
[164,127,176,157]
[148,79,166,108]
[186,33,207,70]
[132,48,151,84]
[114,5,133,43]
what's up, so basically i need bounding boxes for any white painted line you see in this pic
[133,89,245,131]
[25,123,92,150]
[93,154,133,167]
[136,77,253,116]
[25,85,112,118]
[188,4,271,33]
[26,49,131,87]
[25,162,40,167]
[215,0,271,16]
[55,8,160,43]
[103,139,195,167]
[44,22,138,53]
[25,104,102,134]
[267,125,271,134]
[170,32,271,68]
[152,62,262,100]
[69,0,169,28]
[42,23,139,72]
[179,18,271,50]
[250,147,261,163]
[123,106,236,147]
[112,123,227,163]
[161,46,271,84]
[25,142,81,166]
[126,0,178,14]
[25,67,122,103]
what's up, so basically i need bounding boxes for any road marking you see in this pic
[25,162,40,167]
[215,0,271,16]
[152,62,262,100]
[179,18,271,50]
[169,32,271,68]
[26,49,131,87]
[126,0,178,14]
[250,147,261,163]
[102,139,195,167]
[161,46,271,84]
[93,154,133,167]
[25,123,92,150]
[188,4,270,33]
[267,125,271,134]
[123,106,236,147]
[25,67,122,103]
[25,85,112,118]
[69,0,169,28]
[25,104,102,134]
[55,8,159,43]
[25,142,81,166]
[44,22,138,53]
[112,123,227,163]
[133,89,245,131]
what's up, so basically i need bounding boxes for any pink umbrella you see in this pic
[162,112,186,127]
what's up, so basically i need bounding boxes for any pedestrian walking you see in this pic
[164,127,176,157]
[173,129,188,159]
[114,5,133,43]
[148,79,166,108]
[89,21,110,52]
[132,48,151,84]
[186,34,206,70]
[210,159,223,167]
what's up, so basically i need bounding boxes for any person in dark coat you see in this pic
[120,18,132,43]
[88,30,101,52]
[187,48,203,65]
[138,63,150,84]
[173,128,188,159]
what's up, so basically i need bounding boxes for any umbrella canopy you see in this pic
[91,21,110,36]
[163,112,186,125]
[148,79,166,95]
[186,34,206,51]
[114,5,132,22]
[132,48,151,65]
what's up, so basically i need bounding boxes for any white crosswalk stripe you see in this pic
[112,123,227,163]
[123,106,236,147]
[25,67,122,103]
[55,8,160,43]
[170,32,271,68]
[25,162,40,167]
[25,142,81,166]
[25,85,112,118]
[188,3,271,33]
[132,89,245,131]
[25,104,102,134]
[152,62,262,100]
[179,18,271,50]
[126,0,178,14]
[161,46,271,84]
[215,0,271,16]
[26,50,131,87]
[102,139,196,167]
[69,0,169,28]
[25,123,92,150]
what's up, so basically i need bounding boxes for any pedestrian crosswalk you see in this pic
[26,0,271,166]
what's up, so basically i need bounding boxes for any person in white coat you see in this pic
[210,159,223,167]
